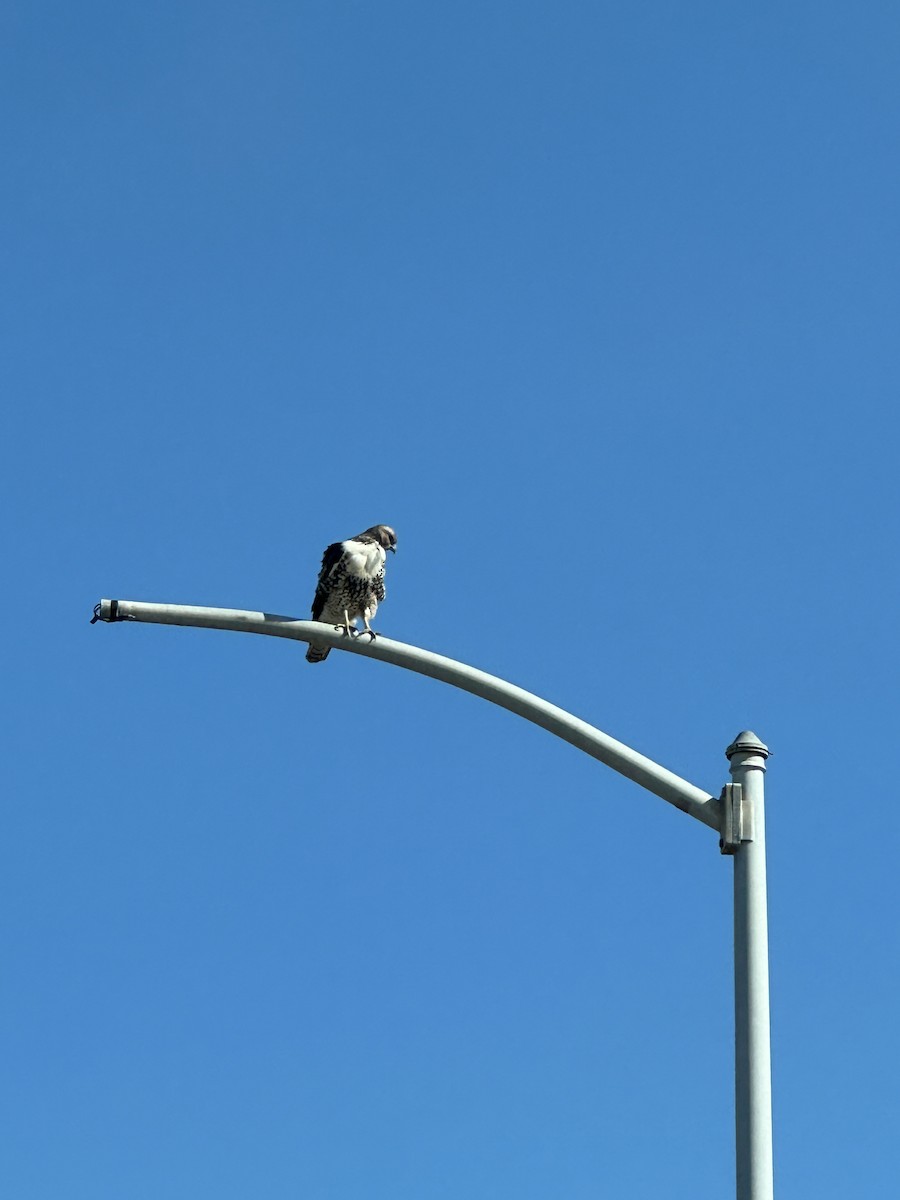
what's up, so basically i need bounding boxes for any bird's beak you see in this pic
[389,545,397,553]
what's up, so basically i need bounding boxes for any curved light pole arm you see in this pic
[94,598,721,832]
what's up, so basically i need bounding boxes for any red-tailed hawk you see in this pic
[306,524,398,663]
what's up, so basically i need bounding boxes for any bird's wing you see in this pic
[311,541,346,620]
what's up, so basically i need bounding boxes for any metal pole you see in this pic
[727,732,773,1200]
[93,599,775,1191]
[92,599,721,830]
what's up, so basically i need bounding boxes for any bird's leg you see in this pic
[334,610,357,637]
[359,612,378,643]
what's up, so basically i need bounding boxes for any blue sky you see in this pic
[4,2,900,1196]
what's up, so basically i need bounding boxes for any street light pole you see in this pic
[727,732,773,1200]
[92,598,774,1197]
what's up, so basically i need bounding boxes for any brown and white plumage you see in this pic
[305,524,398,663]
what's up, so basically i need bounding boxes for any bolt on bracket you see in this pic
[719,782,754,854]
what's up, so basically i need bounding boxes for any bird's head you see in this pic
[361,524,398,553]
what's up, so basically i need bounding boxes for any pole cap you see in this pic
[725,730,769,760]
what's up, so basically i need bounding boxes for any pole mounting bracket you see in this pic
[719,782,754,854]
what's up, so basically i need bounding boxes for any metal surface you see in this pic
[94,598,721,830]
[727,732,774,1200]
[719,782,756,854]
[94,599,776,1196]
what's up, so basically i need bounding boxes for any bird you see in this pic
[305,524,398,663]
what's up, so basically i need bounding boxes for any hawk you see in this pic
[305,524,398,663]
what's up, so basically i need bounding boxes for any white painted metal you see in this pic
[727,732,774,1200]
[95,599,775,1197]
[96,599,720,829]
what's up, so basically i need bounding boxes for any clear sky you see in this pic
[4,2,900,1196]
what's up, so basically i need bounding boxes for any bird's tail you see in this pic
[305,643,330,663]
